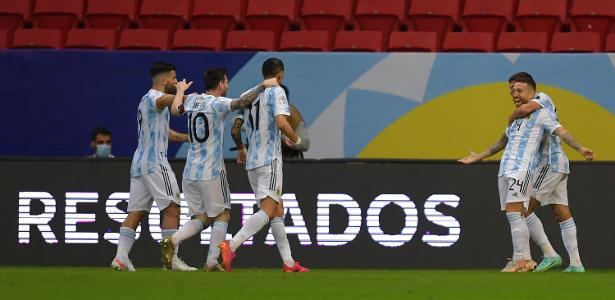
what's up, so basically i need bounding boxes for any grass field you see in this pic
[1,267,614,300]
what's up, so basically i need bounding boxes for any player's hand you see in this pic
[580,147,595,161]
[237,147,247,164]
[176,79,193,92]
[263,78,279,88]
[283,137,296,149]
[458,151,481,164]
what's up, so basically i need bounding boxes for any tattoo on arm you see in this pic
[487,134,508,155]
[560,132,582,152]
[230,84,265,111]
[231,119,244,147]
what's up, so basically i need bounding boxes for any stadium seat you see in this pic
[0,0,33,31]
[461,0,516,37]
[139,0,191,31]
[496,32,548,52]
[515,0,567,37]
[245,0,296,41]
[354,0,406,37]
[278,30,330,51]
[0,29,9,49]
[570,0,615,39]
[332,31,383,52]
[190,0,243,34]
[606,33,615,52]
[386,31,438,52]
[441,32,494,52]
[408,0,460,43]
[550,32,602,52]
[64,29,116,50]
[117,29,169,50]
[33,0,84,32]
[301,0,354,37]
[171,29,224,51]
[224,30,276,51]
[85,0,136,31]
[11,28,63,49]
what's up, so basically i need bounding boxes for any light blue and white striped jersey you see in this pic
[182,93,233,181]
[130,89,170,177]
[498,108,562,176]
[531,92,570,174]
[236,86,290,170]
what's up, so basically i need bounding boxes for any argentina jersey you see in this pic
[182,93,233,181]
[238,86,290,170]
[130,89,170,177]
[498,108,562,177]
[531,92,570,174]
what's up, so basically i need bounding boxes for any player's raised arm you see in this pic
[229,78,279,111]
[170,79,192,116]
[507,101,541,124]
[231,117,247,164]
[553,127,595,160]
[169,128,189,143]
[458,132,508,164]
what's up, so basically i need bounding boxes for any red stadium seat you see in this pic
[171,29,223,51]
[245,0,296,41]
[461,0,516,37]
[606,33,615,52]
[190,0,243,34]
[515,0,567,37]
[301,0,354,37]
[33,0,84,32]
[65,29,116,49]
[85,0,136,31]
[387,31,438,52]
[354,0,406,37]
[550,32,602,52]
[0,0,33,31]
[0,29,9,49]
[11,28,63,49]
[224,30,276,51]
[496,32,548,52]
[570,0,615,38]
[332,31,383,52]
[139,0,191,31]
[442,32,494,52]
[117,29,169,50]
[279,30,330,51]
[408,0,461,43]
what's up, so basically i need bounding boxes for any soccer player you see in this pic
[459,73,594,272]
[220,58,309,272]
[160,68,279,271]
[111,62,191,272]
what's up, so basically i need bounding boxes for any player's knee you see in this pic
[215,210,231,223]
[194,214,212,226]
[163,203,180,218]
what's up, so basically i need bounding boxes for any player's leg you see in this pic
[168,179,212,251]
[500,174,535,272]
[205,210,230,271]
[204,173,232,271]
[526,196,561,272]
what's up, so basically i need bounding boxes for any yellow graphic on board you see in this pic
[359,83,615,161]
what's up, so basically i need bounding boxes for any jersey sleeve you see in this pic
[181,94,197,114]
[214,97,233,114]
[538,110,561,135]
[149,91,165,111]
[270,87,290,117]
[232,108,244,120]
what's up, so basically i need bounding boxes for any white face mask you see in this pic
[95,144,112,158]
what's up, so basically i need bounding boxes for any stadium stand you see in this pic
[442,32,494,52]
[33,0,84,32]
[171,29,224,51]
[65,28,116,49]
[515,0,568,38]
[84,0,136,31]
[408,0,460,43]
[550,32,602,52]
[0,29,9,49]
[569,0,615,39]
[0,0,33,31]
[387,31,439,52]
[117,28,169,50]
[11,28,63,48]
[245,0,295,41]
[332,30,383,52]
[461,0,516,37]
[224,30,276,51]
[300,0,353,39]
[190,0,244,34]
[354,0,406,37]
[605,33,615,52]
[496,31,549,52]
[138,0,191,32]
[278,30,330,51]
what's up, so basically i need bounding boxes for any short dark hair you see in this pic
[203,68,227,91]
[280,84,290,101]
[508,72,536,90]
[150,61,176,78]
[262,58,284,78]
[91,127,111,141]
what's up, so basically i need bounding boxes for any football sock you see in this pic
[560,218,582,267]
[207,221,228,267]
[271,216,295,268]
[230,210,270,252]
[526,213,557,257]
[116,227,136,258]
[172,219,205,246]
[507,212,531,262]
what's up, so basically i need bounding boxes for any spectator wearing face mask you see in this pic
[89,127,115,158]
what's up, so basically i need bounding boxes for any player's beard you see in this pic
[166,84,177,94]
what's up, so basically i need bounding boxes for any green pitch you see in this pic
[1,267,614,300]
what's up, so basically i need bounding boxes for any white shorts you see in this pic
[530,167,569,206]
[128,164,180,212]
[182,172,232,218]
[247,158,283,205]
[498,171,533,211]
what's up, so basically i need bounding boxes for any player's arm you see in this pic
[458,133,508,164]
[507,101,541,124]
[170,80,193,116]
[229,78,279,111]
[552,127,595,160]
[231,118,247,164]
[276,115,302,147]
[168,128,189,142]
